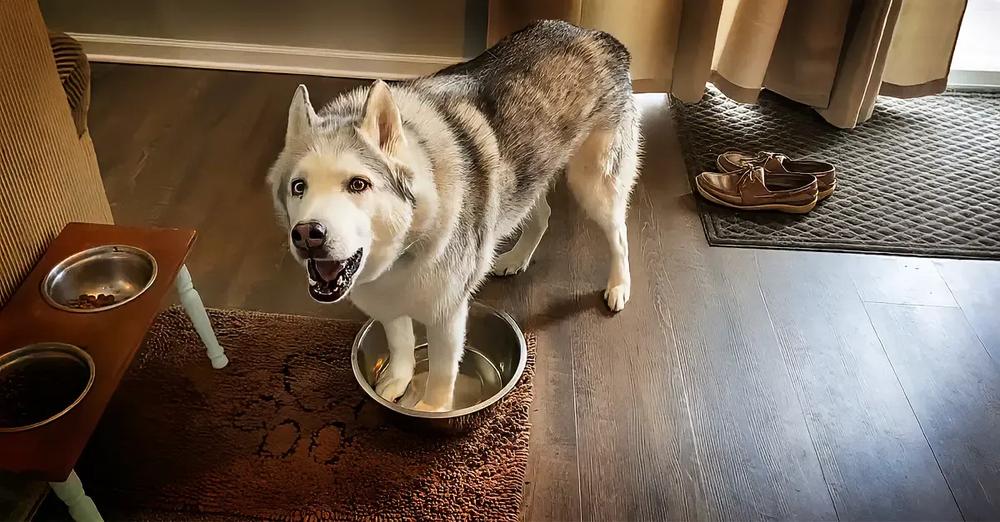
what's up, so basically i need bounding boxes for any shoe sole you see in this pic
[716,160,836,201]
[695,178,818,214]
[817,182,836,201]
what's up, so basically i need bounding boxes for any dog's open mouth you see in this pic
[306,249,363,303]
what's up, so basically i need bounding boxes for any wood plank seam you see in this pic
[859,300,961,309]
[859,301,966,519]
[753,252,842,522]
[568,318,584,522]
[932,263,999,365]
[638,185,709,518]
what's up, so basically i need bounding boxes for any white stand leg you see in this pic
[175,264,229,368]
[50,470,103,522]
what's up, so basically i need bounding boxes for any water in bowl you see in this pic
[380,344,504,411]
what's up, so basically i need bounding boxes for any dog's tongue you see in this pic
[311,259,346,283]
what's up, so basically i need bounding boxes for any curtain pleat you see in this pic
[486,0,967,128]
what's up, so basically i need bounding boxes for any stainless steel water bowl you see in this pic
[352,302,527,428]
[0,343,95,432]
[42,245,157,313]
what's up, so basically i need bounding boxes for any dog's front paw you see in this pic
[375,363,413,402]
[411,400,451,413]
[491,249,532,276]
[604,283,630,312]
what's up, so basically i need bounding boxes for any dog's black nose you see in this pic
[291,221,326,250]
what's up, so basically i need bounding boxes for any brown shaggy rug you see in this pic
[72,307,534,521]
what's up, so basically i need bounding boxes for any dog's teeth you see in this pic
[337,275,345,286]
[308,277,317,285]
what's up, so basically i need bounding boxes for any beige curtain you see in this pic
[487,0,966,128]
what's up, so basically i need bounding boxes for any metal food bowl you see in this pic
[352,302,527,430]
[42,245,157,313]
[0,343,95,432]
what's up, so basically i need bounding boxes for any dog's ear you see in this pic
[286,84,317,146]
[360,80,405,155]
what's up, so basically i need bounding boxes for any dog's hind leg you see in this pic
[566,111,640,312]
[375,315,416,402]
[491,195,552,276]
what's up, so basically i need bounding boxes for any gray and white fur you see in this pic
[268,20,641,411]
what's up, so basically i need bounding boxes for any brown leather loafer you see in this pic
[695,166,818,214]
[717,151,836,200]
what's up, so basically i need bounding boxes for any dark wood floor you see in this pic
[78,63,1000,521]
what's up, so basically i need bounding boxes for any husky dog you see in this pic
[268,20,640,411]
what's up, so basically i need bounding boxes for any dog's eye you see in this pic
[348,177,371,193]
[290,179,307,197]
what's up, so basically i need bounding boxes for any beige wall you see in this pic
[40,0,487,59]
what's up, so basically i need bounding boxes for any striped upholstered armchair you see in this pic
[0,0,114,518]
[0,0,113,308]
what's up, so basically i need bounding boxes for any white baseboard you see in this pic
[68,32,463,80]
[947,70,1000,91]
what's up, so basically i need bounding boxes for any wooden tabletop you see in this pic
[0,222,195,482]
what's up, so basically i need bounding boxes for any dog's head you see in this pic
[267,81,416,303]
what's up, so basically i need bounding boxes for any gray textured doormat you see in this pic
[674,87,1000,259]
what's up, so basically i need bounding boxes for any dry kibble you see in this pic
[66,293,116,309]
